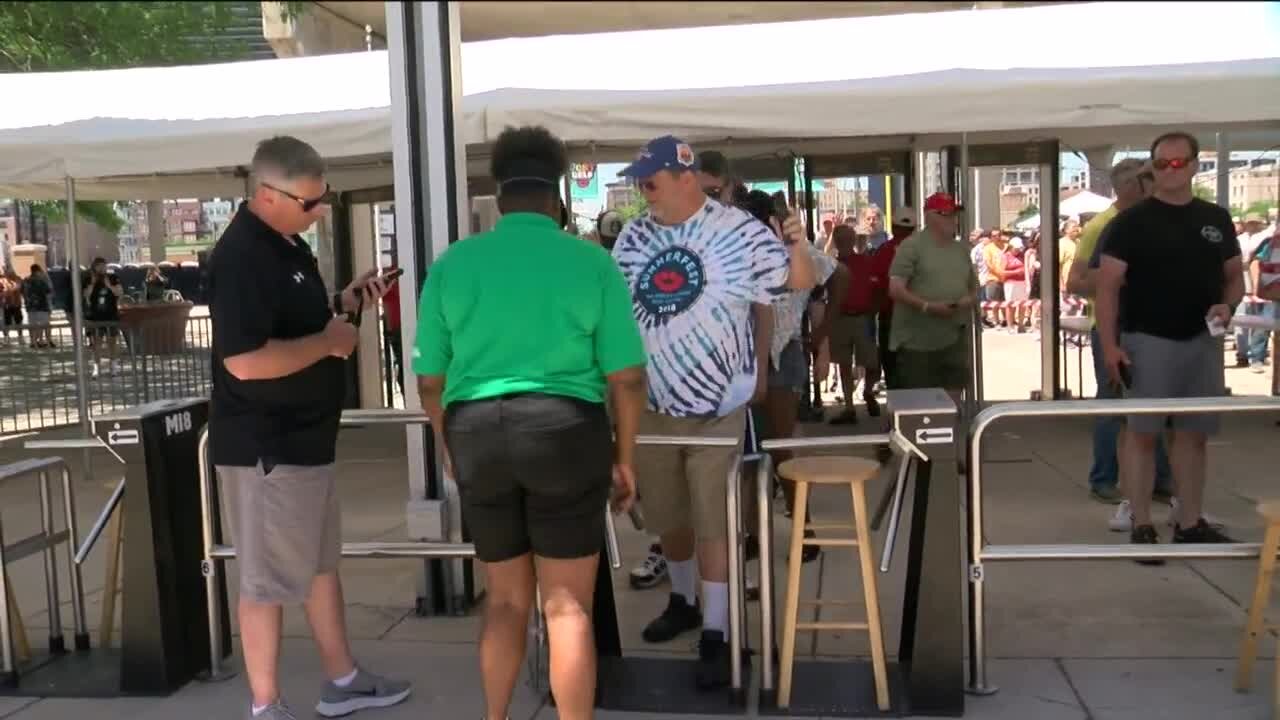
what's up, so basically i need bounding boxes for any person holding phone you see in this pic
[1097,131,1242,552]
[886,193,979,409]
[413,126,647,720]
[83,257,123,377]
[209,136,409,720]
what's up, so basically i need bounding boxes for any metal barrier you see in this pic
[966,395,1280,695]
[0,315,212,434]
[196,411,755,699]
[0,457,89,677]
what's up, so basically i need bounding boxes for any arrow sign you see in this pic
[107,429,139,446]
[915,427,954,445]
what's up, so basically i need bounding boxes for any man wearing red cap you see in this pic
[887,192,979,402]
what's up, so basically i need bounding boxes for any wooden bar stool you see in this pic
[776,456,889,711]
[1236,501,1280,713]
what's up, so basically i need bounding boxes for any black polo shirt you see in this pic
[208,203,344,467]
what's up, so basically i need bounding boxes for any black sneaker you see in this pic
[801,529,820,564]
[695,630,730,691]
[642,593,702,643]
[1174,519,1237,544]
[865,396,882,417]
[1130,524,1165,566]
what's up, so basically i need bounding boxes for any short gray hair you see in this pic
[251,136,325,182]
[1109,157,1148,184]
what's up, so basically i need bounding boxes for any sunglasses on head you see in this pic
[261,181,332,212]
[1152,157,1194,171]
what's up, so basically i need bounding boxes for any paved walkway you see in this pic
[1,396,1279,719]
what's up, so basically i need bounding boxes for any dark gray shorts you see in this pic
[217,462,341,604]
[1120,331,1225,435]
[769,339,807,390]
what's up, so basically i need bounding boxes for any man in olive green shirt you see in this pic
[887,192,979,399]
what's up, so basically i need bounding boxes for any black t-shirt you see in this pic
[23,277,51,312]
[85,276,120,320]
[208,203,345,467]
[1099,197,1240,340]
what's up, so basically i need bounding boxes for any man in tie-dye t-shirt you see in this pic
[611,135,816,690]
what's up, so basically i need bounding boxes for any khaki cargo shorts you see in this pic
[635,409,746,542]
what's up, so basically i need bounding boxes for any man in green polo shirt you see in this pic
[887,192,979,403]
[412,125,647,720]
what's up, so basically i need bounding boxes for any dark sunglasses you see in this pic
[1152,157,1194,171]
[261,181,332,211]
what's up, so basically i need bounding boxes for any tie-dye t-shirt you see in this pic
[612,200,791,418]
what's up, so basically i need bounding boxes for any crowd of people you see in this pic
[204,127,1273,720]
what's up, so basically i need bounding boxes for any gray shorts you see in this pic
[217,462,341,604]
[769,339,807,390]
[1120,331,1225,435]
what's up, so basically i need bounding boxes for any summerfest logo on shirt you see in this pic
[613,201,789,418]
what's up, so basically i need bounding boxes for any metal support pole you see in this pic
[1215,133,1231,211]
[60,466,88,648]
[0,512,12,677]
[726,454,744,701]
[38,471,64,653]
[756,454,777,702]
[197,428,234,682]
[1039,148,1062,400]
[65,179,96,540]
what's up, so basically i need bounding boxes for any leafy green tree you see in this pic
[1192,184,1215,202]
[615,190,648,222]
[1016,203,1039,223]
[0,2,305,235]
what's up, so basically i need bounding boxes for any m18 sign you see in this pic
[570,163,598,199]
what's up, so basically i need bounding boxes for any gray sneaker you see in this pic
[248,702,298,720]
[316,668,412,718]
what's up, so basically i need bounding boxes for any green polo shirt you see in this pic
[888,228,979,352]
[412,212,646,408]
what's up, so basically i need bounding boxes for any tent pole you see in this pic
[64,177,95,502]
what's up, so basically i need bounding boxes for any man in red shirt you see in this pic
[380,263,404,396]
[813,225,882,423]
[870,208,917,390]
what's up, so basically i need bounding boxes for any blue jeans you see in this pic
[1235,301,1274,364]
[1089,327,1172,493]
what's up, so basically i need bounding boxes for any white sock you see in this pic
[333,667,358,687]
[668,559,697,606]
[701,581,729,634]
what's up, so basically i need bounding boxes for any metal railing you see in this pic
[966,395,1280,694]
[0,457,88,677]
[196,410,755,694]
[0,315,212,434]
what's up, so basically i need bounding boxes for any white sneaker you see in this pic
[1167,498,1225,530]
[1109,499,1133,532]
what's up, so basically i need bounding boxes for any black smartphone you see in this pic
[379,268,404,283]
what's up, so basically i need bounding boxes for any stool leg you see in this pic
[778,481,810,709]
[852,481,891,711]
[4,574,29,663]
[99,505,123,649]
[1239,523,1280,692]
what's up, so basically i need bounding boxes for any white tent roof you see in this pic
[1059,190,1115,217]
[1,51,1277,199]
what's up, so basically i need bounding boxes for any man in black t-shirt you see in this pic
[209,136,409,720]
[1096,131,1243,553]
[83,258,122,377]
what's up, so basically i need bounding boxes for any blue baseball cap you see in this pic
[618,135,699,179]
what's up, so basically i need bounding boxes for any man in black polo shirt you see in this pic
[210,136,410,720]
[1097,130,1243,553]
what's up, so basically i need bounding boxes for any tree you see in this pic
[0,2,306,236]
[615,190,648,222]
[1016,203,1039,223]
[1192,184,1215,202]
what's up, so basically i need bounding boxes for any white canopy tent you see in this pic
[1,52,1278,200]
